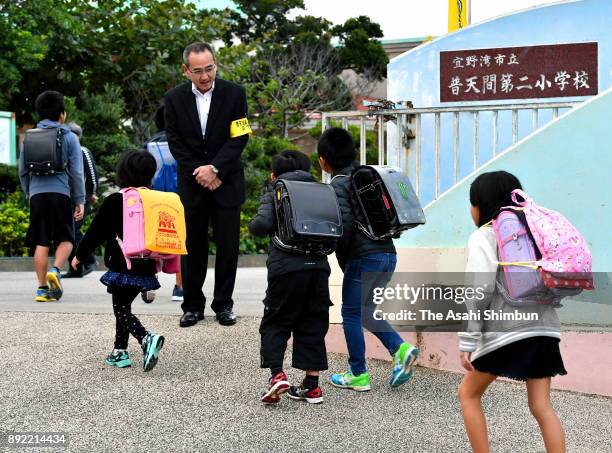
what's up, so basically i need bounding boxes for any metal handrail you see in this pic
[321,101,581,201]
[322,102,578,117]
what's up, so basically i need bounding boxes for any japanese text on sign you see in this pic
[440,43,598,102]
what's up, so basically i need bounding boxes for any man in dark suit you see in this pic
[164,42,249,327]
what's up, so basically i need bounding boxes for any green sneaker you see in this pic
[390,342,419,388]
[142,332,165,372]
[329,369,371,391]
[105,350,132,368]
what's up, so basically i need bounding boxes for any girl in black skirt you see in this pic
[458,171,566,453]
[71,150,165,372]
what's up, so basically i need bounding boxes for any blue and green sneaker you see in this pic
[329,369,371,391]
[390,342,419,388]
[142,332,165,372]
[35,287,57,302]
[105,350,132,368]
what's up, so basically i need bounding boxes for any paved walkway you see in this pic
[0,270,267,316]
[0,271,610,452]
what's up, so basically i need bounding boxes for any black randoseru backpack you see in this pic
[352,165,426,240]
[273,179,343,256]
[22,128,66,175]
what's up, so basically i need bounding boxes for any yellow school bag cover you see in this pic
[137,188,187,255]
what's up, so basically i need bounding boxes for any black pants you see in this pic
[181,203,240,314]
[111,287,148,349]
[259,270,331,372]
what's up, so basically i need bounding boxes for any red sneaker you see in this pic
[286,385,323,404]
[261,371,290,405]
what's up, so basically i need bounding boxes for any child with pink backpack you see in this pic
[457,171,593,453]
[71,149,173,372]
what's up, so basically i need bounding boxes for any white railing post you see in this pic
[360,116,367,165]
[434,113,441,199]
[378,116,385,165]
[473,112,479,171]
[492,110,498,157]
[453,112,459,183]
[415,114,422,198]
[396,114,403,171]
[512,109,519,144]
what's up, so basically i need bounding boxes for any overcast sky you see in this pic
[292,0,560,39]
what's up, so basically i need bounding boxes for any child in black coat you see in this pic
[72,150,165,372]
[249,150,331,405]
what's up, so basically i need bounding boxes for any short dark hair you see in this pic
[469,171,523,226]
[271,150,311,176]
[317,127,356,171]
[35,91,65,121]
[183,42,215,66]
[154,106,165,132]
[115,149,157,188]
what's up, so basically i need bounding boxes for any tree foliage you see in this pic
[217,3,388,138]
[0,0,390,255]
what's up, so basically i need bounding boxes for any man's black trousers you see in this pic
[259,270,331,372]
[181,202,240,314]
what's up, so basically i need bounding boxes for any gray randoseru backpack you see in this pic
[22,128,66,175]
[352,165,425,240]
[273,179,343,255]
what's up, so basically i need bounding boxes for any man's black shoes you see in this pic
[61,260,97,279]
[179,311,204,328]
[180,310,235,327]
[216,310,237,326]
[61,268,82,279]
[81,262,97,277]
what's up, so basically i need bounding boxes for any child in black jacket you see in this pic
[318,128,418,392]
[249,150,331,405]
[72,150,165,372]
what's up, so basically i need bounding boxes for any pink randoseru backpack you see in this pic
[508,189,593,277]
[492,210,548,302]
[119,188,180,273]
[492,189,594,305]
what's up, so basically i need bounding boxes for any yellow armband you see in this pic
[229,118,252,138]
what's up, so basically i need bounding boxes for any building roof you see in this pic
[379,36,432,59]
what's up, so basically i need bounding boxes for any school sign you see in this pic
[440,42,598,102]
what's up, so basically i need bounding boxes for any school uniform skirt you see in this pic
[472,336,567,381]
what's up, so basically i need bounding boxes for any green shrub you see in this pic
[0,191,29,256]
[0,164,20,196]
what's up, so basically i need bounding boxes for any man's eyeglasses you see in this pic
[187,64,217,76]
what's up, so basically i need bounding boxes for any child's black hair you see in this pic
[115,149,157,188]
[317,127,356,171]
[470,171,523,226]
[35,91,65,122]
[154,106,165,132]
[271,150,311,176]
